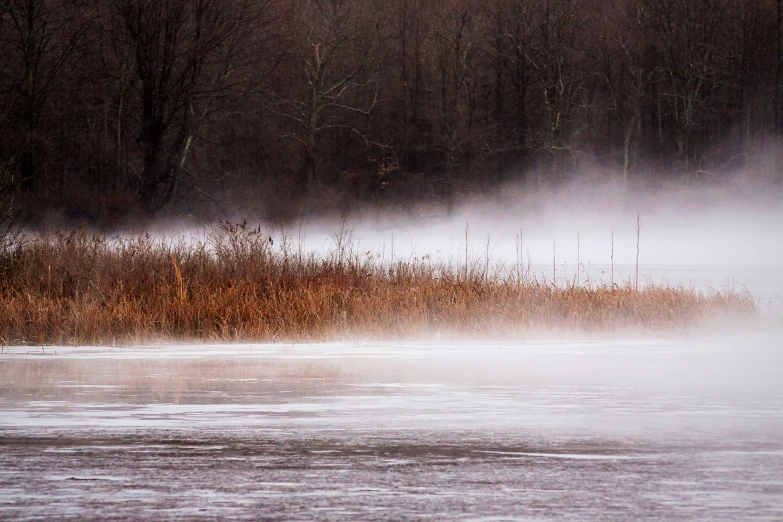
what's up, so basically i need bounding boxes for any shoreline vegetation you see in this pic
[0,222,756,346]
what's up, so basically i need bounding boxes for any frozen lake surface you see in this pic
[2,333,783,520]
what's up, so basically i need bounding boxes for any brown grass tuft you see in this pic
[0,223,757,345]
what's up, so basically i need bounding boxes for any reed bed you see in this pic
[0,222,756,345]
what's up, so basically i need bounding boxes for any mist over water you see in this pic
[319,178,783,264]
[3,179,783,520]
[278,178,783,314]
[137,177,783,278]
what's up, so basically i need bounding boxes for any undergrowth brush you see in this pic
[0,222,757,345]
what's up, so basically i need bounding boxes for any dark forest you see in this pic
[1,0,782,226]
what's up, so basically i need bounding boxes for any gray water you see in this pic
[2,332,782,521]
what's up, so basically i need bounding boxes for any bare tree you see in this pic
[599,0,655,186]
[724,0,771,153]
[524,0,594,184]
[776,0,783,136]
[0,159,20,262]
[272,0,385,193]
[492,0,535,158]
[0,0,84,194]
[108,0,278,214]
[391,0,429,169]
[430,0,486,168]
[645,0,733,171]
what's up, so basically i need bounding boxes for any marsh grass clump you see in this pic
[0,222,756,345]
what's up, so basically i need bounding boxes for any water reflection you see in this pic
[1,335,782,519]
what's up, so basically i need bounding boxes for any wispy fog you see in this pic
[293,177,782,266]
[244,178,781,311]
[117,175,783,316]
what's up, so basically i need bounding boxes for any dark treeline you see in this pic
[0,0,781,225]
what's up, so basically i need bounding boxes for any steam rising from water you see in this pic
[300,178,783,266]
[263,179,783,312]
[125,177,783,316]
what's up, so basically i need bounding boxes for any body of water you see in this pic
[2,333,782,520]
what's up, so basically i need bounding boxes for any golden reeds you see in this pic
[0,223,756,345]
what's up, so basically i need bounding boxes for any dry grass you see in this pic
[0,222,756,345]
